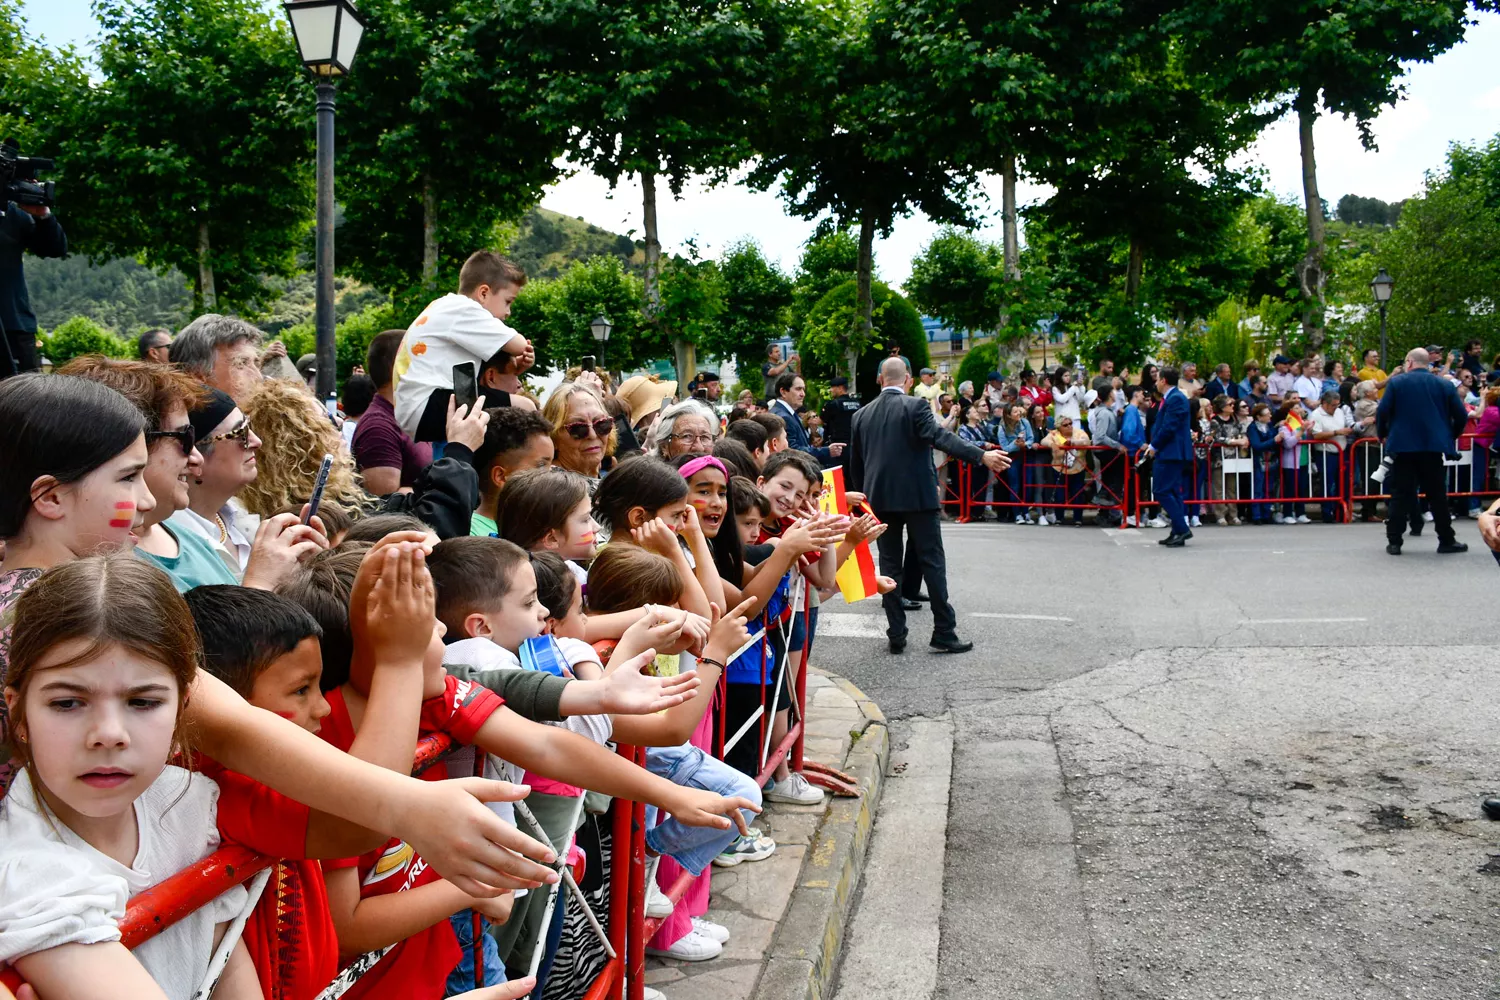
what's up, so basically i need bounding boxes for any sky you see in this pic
[19,1,1500,286]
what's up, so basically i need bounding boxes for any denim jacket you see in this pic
[991,418,1033,453]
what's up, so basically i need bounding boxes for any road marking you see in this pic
[971,612,1075,622]
[1243,617,1367,624]
[813,615,889,638]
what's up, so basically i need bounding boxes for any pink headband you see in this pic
[678,455,728,482]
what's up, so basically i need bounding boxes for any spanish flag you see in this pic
[1286,410,1304,432]
[820,466,880,603]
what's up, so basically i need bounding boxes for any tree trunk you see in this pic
[641,169,662,315]
[856,211,875,353]
[672,339,696,388]
[196,218,217,313]
[421,173,439,291]
[1296,95,1327,351]
[1001,152,1020,280]
[1125,237,1144,303]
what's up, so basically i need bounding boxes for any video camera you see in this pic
[0,140,56,210]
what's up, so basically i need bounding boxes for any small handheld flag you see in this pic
[819,466,879,603]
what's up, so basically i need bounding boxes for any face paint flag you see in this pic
[818,466,878,603]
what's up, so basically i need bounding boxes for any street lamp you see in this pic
[283,0,367,403]
[1370,267,1395,370]
[590,314,612,370]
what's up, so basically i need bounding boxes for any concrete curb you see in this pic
[752,675,890,1000]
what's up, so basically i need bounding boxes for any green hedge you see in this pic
[43,317,132,366]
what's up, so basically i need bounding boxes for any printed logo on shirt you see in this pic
[363,841,416,889]
[451,677,477,712]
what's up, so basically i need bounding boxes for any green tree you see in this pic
[797,280,929,396]
[335,0,566,314]
[700,240,793,374]
[656,253,726,372]
[60,0,314,314]
[789,229,860,337]
[508,256,655,374]
[1173,0,1483,349]
[0,1,87,155]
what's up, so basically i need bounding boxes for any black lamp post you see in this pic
[590,314,613,372]
[283,0,367,404]
[1370,267,1395,370]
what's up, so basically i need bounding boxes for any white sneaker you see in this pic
[765,772,825,805]
[1023,513,1037,524]
[1190,516,1202,527]
[1271,512,1285,524]
[1146,515,1168,528]
[691,917,731,944]
[644,988,666,1000]
[1014,514,1026,524]
[1423,510,1434,522]
[645,929,722,962]
[1124,516,1137,527]
[1296,515,1311,524]
[1035,513,1049,525]
[644,855,674,919]
[713,832,776,867]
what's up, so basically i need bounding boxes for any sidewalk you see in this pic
[644,668,889,1000]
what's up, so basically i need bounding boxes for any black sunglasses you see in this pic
[146,425,196,456]
[565,417,614,441]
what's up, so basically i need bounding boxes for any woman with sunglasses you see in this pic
[544,382,616,481]
[650,399,719,460]
[58,357,241,591]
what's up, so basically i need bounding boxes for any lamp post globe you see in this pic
[1370,268,1395,369]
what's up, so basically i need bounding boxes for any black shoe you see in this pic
[900,598,922,611]
[1386,543,1402,555]
[911,591,930,603]
[1482,797,1500,821]
[888,636,906,654]
[1161,532,1188,548]
[929,636,973,654]
[1411,523,1424,537]
[1437,540,1468,554]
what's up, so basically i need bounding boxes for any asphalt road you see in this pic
[820,519,1500,1000]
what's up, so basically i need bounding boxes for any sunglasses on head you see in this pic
[205,418,253,447]
[146,425,196,456]
[565,417,615,440]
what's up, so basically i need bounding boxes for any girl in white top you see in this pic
[1049,367,1087,424]
[0,556,262,1000]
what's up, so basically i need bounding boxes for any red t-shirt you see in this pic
[320,677,504,1000]
[201,759,338,1000]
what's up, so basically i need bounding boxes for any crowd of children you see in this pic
[0,250,892,1000]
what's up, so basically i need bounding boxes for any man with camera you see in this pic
[0,146,66,378]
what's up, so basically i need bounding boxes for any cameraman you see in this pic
[0,198,67,378]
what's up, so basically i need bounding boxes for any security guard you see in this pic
[820,375,862,446]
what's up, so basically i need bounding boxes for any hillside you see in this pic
[25,205,645,336]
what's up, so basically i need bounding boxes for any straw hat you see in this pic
[617,375,678,426]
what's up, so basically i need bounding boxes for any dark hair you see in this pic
[731,475,771,519]
[591,455,688,531]
[1050,366,1069,390]
[8,556,198,787]
[185,586,322,697]
[59,356,208,433]
[586,545,682,614]
[0,374,147,538]
[1159,367,1180,387]
[711,437,758,479]
[428,535,530,637]
[275,544,369,691]
[136,329,170,359]
[775,372,800,397]
[1274,399,1300,424]
[751,412,785,444]
[475,407,554,496]
[1323,359,1339,378]
[497,466,591,550]
[366,330,406,390]
[672,454,746,584]
[727,403,754,424]
[458,251,527,295]
[725,418,768,454]
[340,512,430,545]
[341,374,377,418]
[296,499,353,542]
[1214,393,1234,412]
[530,551,578,622]
[760,449,821,489]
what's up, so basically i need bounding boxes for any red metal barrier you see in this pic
[1347,433,1497,513]
[1133,440,1349,524]
[962,445,1131,525]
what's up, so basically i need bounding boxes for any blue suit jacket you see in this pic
[1150,387,1193,462]
[1375,368,1468,454]
[771,399,832,465]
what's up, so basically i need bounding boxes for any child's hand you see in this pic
[450,979,537,1000]
[357,543,436,670]
[469,889,515,924]
[242,512,330,590]
[680,504,705,542]
[517,340,537,375]
[597,648,701,715]
[669,787,759,836]
[446,394,491,452]
[631,517,679,558]
[404,777,560,895]
[702,597,755,664]
[875,575,897,595]
[672,608,712,652]
[843,490,868,509]
[620,606,687,658]
[845,513,886,547]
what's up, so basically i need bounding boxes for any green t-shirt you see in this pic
[470,512,498,537]
[135,523,238,593]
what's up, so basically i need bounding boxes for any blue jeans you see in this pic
[644,744,762,875]
[1251,462,1273,522]
[1280,465,1308,517]
[1058,470,1085,523]
[447,910,506,995]
[1314,450,1341,522]
[788,605,818,652]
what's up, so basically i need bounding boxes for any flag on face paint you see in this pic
[819,466,879,603]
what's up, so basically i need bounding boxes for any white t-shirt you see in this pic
[0,767,262,1000]
[1306,406,1350,453]
[392,293,521,437]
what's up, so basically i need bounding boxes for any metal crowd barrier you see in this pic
[959,444,1131,524]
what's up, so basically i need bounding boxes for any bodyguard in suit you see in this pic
[771,372,842,466]
[1376,347,1470,555]
[848,358,1010,654]
[1143,367,1194,547]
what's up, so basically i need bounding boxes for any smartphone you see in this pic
[303,454,333,525]
[452,361,478,414]
[582,356,596,372]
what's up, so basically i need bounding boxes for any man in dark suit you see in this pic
[1143,366,1193,547]
[771,372,842,466]
[1376,347,1470,555]
[848,358,1010,654]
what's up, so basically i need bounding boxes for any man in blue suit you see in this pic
[1143,367,1193,547]
[771,371,842,466]
[1376,347,1470,555]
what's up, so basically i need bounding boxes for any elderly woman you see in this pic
[649,398,719,460]
[542,381,616,481]
[1350,380,1381,522]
